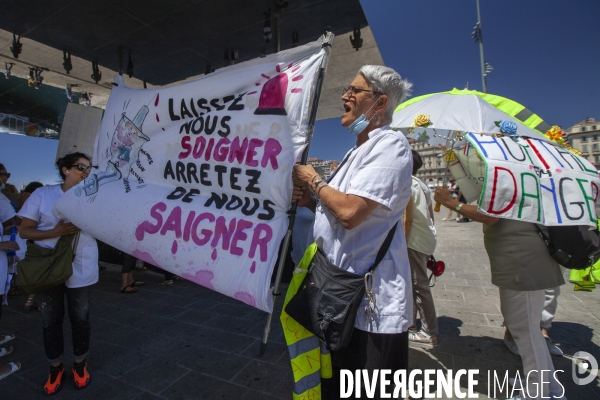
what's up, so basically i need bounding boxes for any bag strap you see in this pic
[326,148,356,183]
[366,221,399,274]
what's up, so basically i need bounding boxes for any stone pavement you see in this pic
[2,210,600,399]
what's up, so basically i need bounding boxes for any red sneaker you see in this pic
[43,364,64,396]
[72,360,90,389]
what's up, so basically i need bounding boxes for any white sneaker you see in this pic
[544,336,564,356]
[503,336,520,356]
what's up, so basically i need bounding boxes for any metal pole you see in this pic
[259,37,332,355]
[476,0,487,93]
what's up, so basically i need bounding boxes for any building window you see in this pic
[583,145,588,153]
[593,126,598,130]
[594,135,599,141]
[581,127,587,132]
[581,136,588,142]
[595,155,600,164]
[593,144,599,151]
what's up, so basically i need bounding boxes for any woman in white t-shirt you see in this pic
[18,152,98,395]
[404,150,438,348]
[292,65,413,397]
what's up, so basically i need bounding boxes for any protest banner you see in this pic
[54,40,330,312]
[450,133,600,226]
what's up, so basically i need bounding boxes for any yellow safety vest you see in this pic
[280,243,332,400]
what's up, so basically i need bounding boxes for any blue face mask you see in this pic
[347,98,380,136]
[0,183,4,191]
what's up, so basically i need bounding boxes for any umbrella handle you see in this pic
[434,202,441,212]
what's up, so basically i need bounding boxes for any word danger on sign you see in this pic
[465,133,599,226]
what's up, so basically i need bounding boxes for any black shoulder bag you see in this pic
[285,222,398,351]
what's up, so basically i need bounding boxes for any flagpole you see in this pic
[475,0,487,93]
[260,32,333,356]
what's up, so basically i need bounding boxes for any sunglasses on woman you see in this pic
[73,164,92,173]
[0,172,10,178]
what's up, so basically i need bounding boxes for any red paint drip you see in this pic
[155,113,160,122]
[171,240,178,254]
[211,248,217,260]
[162,128,165,131]
[292,66,301,72]
[250,261,256,273]
[291,88,302,93]
[292,75,304,82]
[155,93,160,106]
[247,91,257,95]
[261,73,271,79]
[275,65,281,72]
[255,83,260,86]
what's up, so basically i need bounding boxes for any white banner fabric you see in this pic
[456,133,599,226]
[54,41,328,312]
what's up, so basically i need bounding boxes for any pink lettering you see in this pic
[135,202,167,240]
[211,216,236,251]
[230,219,253,256]
[246,138,264,167]
[261,138,282,169]
[249,223,273,262]
[160,206,183,238]
[191,212,215,246]
[213,138,231,162]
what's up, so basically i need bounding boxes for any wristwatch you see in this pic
[455,203,464,212]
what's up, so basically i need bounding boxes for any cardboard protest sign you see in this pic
[448,143,486,203]
[459,132,599,226]
[54,41,329,312]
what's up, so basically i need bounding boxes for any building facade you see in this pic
[410,142,446,188]
[307,158,340,180]
[566,118,600,168]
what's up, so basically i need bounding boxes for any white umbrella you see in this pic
[391,88,554,146]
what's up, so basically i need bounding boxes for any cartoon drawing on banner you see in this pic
[77,105,150,197]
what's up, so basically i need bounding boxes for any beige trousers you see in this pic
[408,248,438,336]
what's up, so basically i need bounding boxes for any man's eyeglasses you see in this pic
[73,164,92,173]
[342,86,382,97]
[0,172,10,179]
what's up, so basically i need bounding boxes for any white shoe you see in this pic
[503,336,520,356]
[544,336,564,356]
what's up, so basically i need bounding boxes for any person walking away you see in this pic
[404,150,438,347]
[434,187,566,399]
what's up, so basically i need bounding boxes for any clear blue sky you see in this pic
[1,0,598,186]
